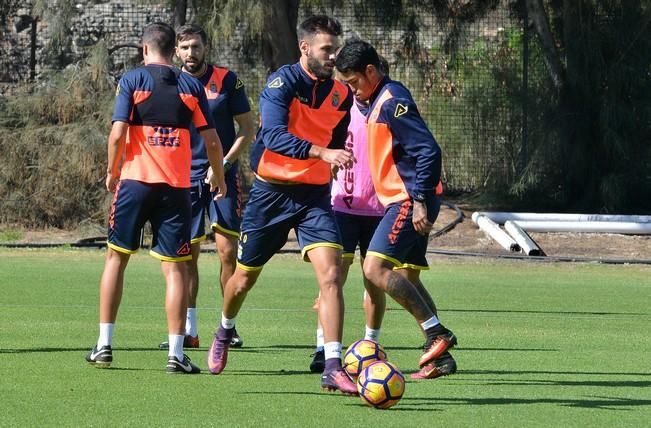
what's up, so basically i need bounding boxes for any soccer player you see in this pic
[335,39,457,380]
[207,15,358,395]
[309,72,385,373]
[85,22,226,374]
[157,24,256,351]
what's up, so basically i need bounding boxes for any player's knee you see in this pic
[228,269,258,295]
[216,241,237,265]
[318,267,341,291]
[362,262,382,285]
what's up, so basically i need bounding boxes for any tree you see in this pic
[524,0,651,211]
[183,0,299,73]
[173,0,187,28]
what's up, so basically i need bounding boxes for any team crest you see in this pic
[210,81,217,93]
[268,77,283,88]
[332,91,340,107]
[394,103,408,118]
[235,78,244,89]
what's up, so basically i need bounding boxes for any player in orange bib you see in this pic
[85,22,226,374]
[336,39,457,380]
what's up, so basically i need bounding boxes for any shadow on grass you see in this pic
[0,346,164,354]
[386,345,559,352]
[227,369,313,376]
[435,308,648,316]
[398,395,651,410]
[461,378,651,388]
[242,391,651,411]
[461,369,651,377]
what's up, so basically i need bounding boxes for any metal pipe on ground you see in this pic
[504,220,544,256]
[471,213,521,252]
[475,212,651,224]
[511,220,651,234]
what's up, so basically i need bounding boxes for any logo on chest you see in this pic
[332,91,340,107]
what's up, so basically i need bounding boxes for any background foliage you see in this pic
[0,0,649,229]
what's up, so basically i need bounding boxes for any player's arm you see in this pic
[200,128,226,199]
[223,111,256,170]
[222,73,256,171]
[386,98,442,234]
[105,121,128,193]
[106,74,134,193]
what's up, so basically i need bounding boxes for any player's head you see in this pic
[142,22,176,60]
[335,39,384,102]
[298,15,343,80]
[176,24,209,74]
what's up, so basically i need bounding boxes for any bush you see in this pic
[0,44,114,228]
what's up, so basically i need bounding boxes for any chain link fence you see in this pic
[1,0,530,195]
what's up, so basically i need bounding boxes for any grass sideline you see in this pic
[1,248,650,426]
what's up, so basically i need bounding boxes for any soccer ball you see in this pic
[357,360,405,409]
[343,339,387,380]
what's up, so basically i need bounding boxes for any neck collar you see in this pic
[369,75,390,104]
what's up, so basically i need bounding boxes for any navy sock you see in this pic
[425,324,447,342]
[324,358,341,373]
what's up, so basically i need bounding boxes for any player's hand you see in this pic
[412,200,432,235]
[331,164,340,180]
[204,166,213,185]
[105,174,119,193]
[209,175,227,200]
[319,148,355,169]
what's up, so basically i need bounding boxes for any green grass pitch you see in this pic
[1,248,650,426]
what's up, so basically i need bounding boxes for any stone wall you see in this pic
[0,0,172,93]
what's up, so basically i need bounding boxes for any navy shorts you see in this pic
[190,167,242,243]
[208,167,242,239]
[334,211,382,260]
[189,179,211,244]
[107,179,192,261]
[237,179,342,270]
[367,197,441,270]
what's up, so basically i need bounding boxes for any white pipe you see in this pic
[475,212,651,224]
[512,220,651,234]
[504,221,543,256]
[472,213,521,252]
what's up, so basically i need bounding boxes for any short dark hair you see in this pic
[334,39,380,74]
[142,22,175,57]
[176,23,208,46]
[378,55,390,76]
[298,15,342,40]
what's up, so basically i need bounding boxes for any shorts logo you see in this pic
[388,200,411,244]
[394,103,408,118]
[332,91,340,107]
[237,233,246,260]
[235,78,244,89]
[177,242,191,256]
[268,77,283,88]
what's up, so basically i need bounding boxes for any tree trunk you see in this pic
[261,0,300,74]
[525,0,565,92]
[173,0,187,28]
